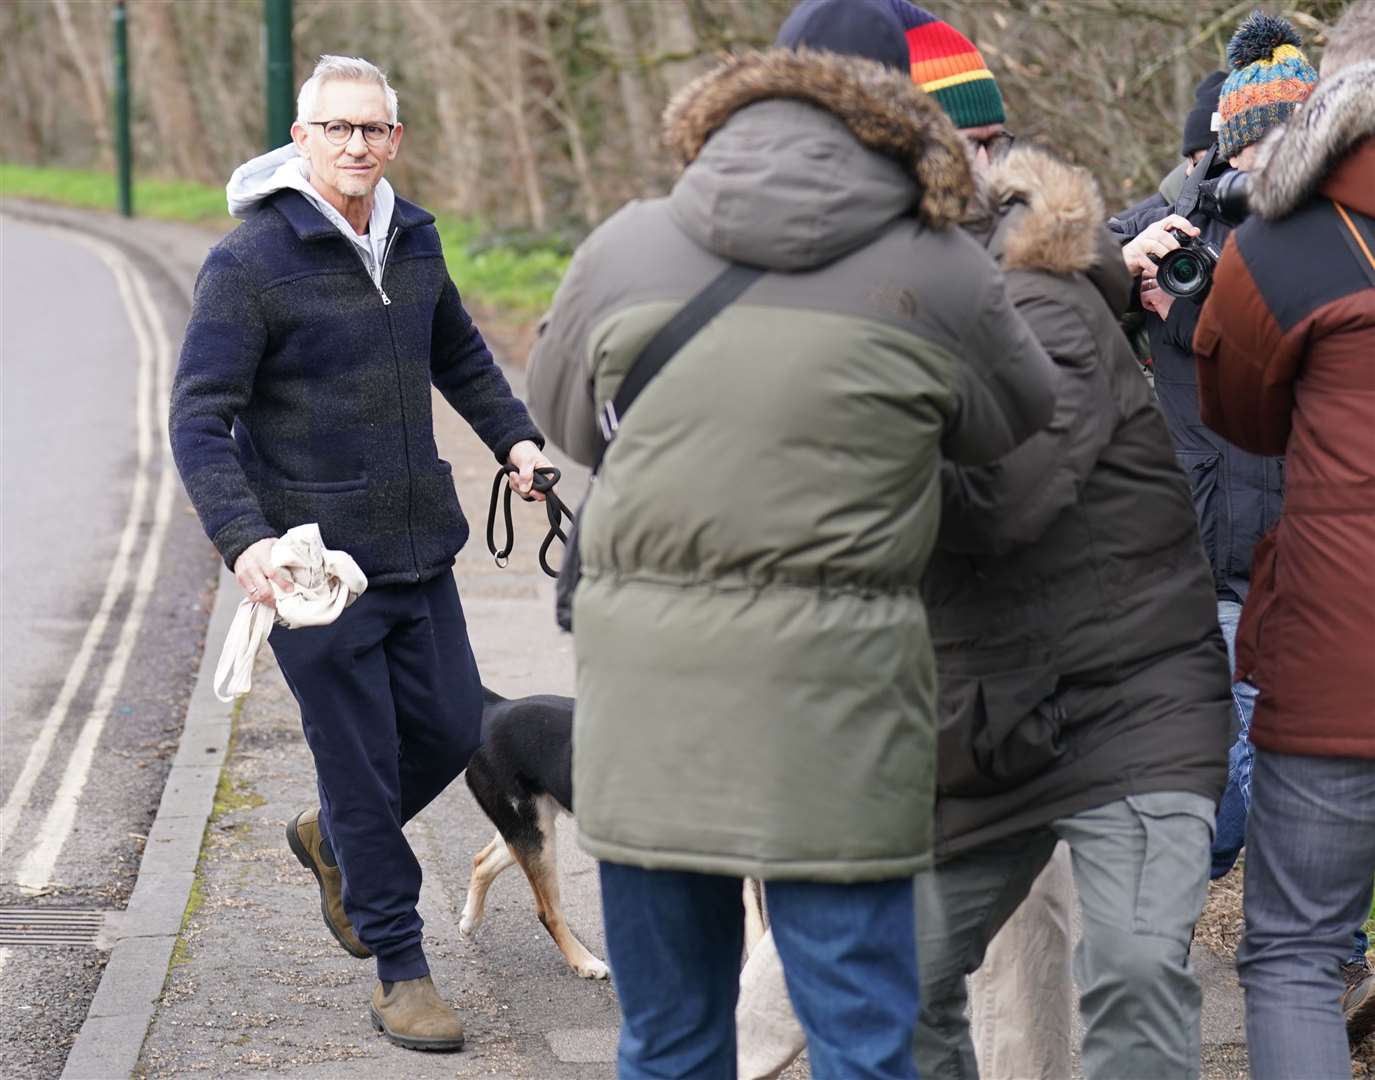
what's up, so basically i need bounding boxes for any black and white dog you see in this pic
[461,688,609,979]
[461,688,766,980]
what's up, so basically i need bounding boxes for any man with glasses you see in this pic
[170,54,550,1051]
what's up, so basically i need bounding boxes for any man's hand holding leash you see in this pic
[506,439,553,502]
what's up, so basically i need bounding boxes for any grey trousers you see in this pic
[916,792,1215,1080]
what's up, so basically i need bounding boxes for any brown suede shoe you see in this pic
[286,808,370,958]
[369,976,466,1051]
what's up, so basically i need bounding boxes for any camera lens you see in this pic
[1158,248,1211,300]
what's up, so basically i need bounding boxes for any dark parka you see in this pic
[527,50,1058,882]
[1107,166,1284,602]
[926,148,1231,856]
[170,191,542,585]
[1194,62,1375,760]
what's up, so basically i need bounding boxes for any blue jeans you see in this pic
[1237,749,1375,1079]
[1211,600,1258,880]
[599,862,919,1080]
[1211,603,1370,965]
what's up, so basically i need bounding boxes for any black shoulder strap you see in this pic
[1172,143,1217,220]
[592,262,764,471]
[1333,200,1375,289]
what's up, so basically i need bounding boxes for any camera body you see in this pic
[1155,171,1252,299]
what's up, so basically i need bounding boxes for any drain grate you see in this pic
[0,908,107,947]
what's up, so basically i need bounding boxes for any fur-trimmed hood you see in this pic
[1251,60,1375,220]
[966,146,1130,314]
[662,48,972,271]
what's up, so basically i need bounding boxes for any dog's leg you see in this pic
[459,829,517,939]
[508,795,609,980]
[743,878,768,956]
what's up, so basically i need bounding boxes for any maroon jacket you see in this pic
[1194,64,1375,760]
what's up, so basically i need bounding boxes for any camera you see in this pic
[1197,170,1252,227]
[1150,170,1252,300]
[1154,231,1223,300]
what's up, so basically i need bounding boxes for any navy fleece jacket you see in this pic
[170,189,542,585]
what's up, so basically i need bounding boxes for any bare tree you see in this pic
[139,0,217,182]
[51,0,113,169]
[503,1,548,230]
[532,0,602,226]
[598,0,659,195]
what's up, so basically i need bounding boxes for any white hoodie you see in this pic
[225,143,396,286]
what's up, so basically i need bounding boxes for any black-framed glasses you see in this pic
[307,119,395,146]
[966,129,1016,161]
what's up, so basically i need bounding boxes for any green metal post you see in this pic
[265,0,294,150]
[113,0,132,217]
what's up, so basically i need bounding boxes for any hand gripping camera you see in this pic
[1153,171,1251,300]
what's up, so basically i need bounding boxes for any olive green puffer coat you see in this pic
[528,49,1057,881]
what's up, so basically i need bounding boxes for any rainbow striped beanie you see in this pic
[1216,11,1316,159]
[889,1,1004,129]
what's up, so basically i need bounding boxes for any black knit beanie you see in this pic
[1181,71,1227,157]
[775,0,910,72]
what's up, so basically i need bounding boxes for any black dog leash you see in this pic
[486,465,575,578]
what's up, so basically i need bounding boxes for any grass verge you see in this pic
[0,162,567,317]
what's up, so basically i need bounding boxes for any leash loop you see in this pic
[485,465,575,578]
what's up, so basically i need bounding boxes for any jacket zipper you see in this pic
[372,226,423,579]
[350,229,396,305]
[376,228,398,305]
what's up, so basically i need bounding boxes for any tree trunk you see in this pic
[651,0,707,99]
[504,4,548,230]
[598,0,659,195]
[535,0,601,226]
[139,0,217,181]
[52,0,113,170]
[406,0,484,217]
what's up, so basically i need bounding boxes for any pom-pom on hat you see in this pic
[889,0,1005,129]
[1216,10,1317,159]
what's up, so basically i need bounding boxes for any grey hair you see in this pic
[1321,0,1375,77]
[296,55,399,124]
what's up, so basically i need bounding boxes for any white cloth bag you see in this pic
[212,523,368,702]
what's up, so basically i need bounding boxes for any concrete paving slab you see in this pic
[60,1014,156,1080]
[86,934,177,1019]
[122,872,198,940]
[151,766,220,824]
[137,815,208,880]
[170,721,230,769]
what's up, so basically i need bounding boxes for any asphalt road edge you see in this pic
[58,565,239,1080]
[0,198,233,1079]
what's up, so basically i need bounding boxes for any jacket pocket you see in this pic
[280,477,371,558]
[937,662,1067,798]
[1126,792,1214,943]
[409,460,468,569]
[1176,449,1221,572]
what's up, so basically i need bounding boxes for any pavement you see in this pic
[0,198,1272,1080]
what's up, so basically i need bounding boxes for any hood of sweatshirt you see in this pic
[225,144,395,278]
